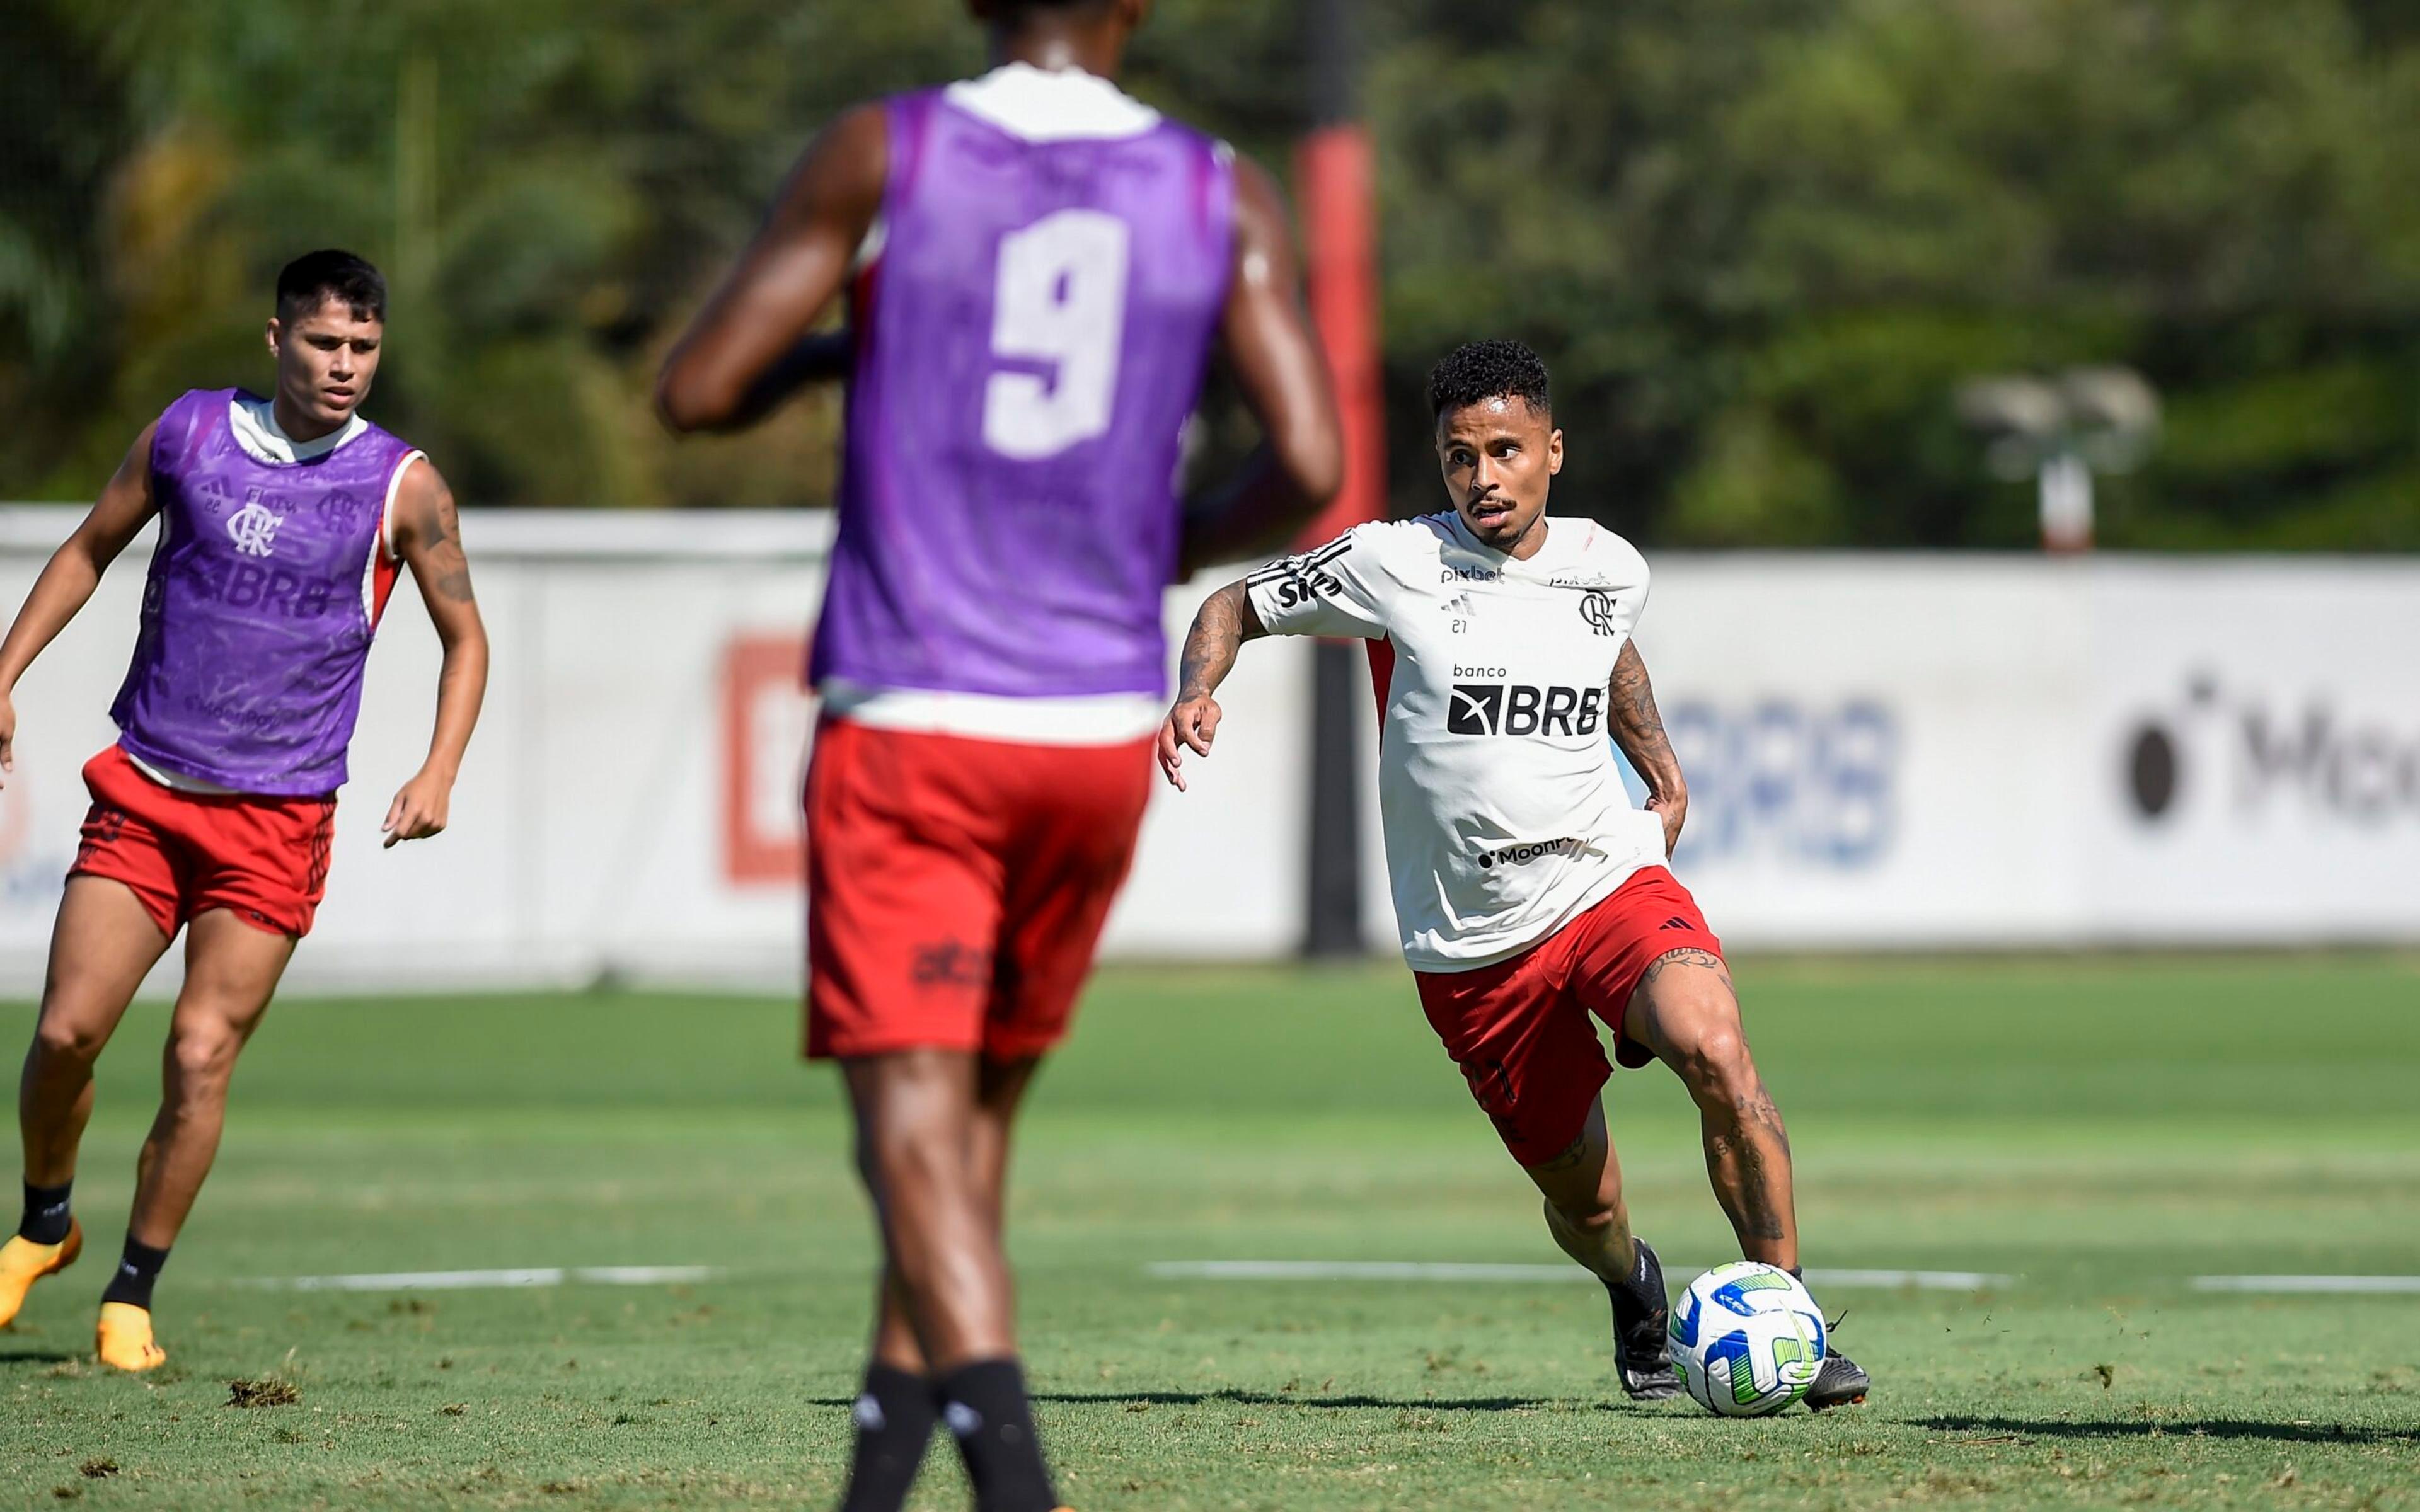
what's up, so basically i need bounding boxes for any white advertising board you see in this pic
[2082,561,2420,941]
[1632,557,2094,948]
[0,507,2407,996]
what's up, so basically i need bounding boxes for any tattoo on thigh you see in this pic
[1639,947,1733,997]
[1531,1129,1592,1174]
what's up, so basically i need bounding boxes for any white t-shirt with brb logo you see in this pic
[1246,512,1667,971]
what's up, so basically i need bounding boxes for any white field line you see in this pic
[241,1264,719,1293]
[1150,1261,1572,1283]
[1144,1261,2013,1291]
[232,1263,2420,1297]
[2191,1274,2420,1294]
[1809,1268,2012,1292]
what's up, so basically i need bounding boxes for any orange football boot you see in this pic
[96,1301,167,1372]
[0,1218,81,1327]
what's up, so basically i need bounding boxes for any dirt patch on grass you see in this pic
[227,1378,301,1408]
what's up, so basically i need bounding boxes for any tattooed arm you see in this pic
[1610,639,1687,857]
[383,459,490,848]
[1156,580,1269,792]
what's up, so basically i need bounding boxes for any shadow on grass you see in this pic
[1043,1388,1565,1412]
[809,1387,1570,1412]
[0,1348,79,1365]
[1921,1415,2416,1446]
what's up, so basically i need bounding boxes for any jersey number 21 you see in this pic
[982,209,1131,461]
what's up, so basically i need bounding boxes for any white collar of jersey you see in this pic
[943,62,1161,143]
[229,392,366,465]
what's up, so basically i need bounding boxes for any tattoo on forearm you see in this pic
[1177,583,1250,701]
[1610,641,1683,797]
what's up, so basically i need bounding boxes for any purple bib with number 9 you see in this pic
[812,83,1236,701]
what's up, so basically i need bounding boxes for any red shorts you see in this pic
[804,715,1154,1061]
[1414,866,1724,1166]
[69,745,337,939]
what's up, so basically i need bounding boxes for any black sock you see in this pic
[838,1362,940,1512]
[1787,1265,1804,1281]
[1605,1240,1657,1307]
[19,1180,72,1244]
[937,1358,1056,1512]
[100,1238,168,1310]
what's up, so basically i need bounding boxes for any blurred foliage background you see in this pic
[3,0,2416,547]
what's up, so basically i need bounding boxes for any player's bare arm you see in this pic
[0,423,162,782]
[1609,639,1688,857]
[654,105,887,433]
[1158,581,1268,791]
[383,459,489,848]
[1177,159,1344,575]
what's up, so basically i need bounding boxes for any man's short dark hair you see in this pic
[276,249,386,324]
[994,0,1115,17]
[1429,339,1551,420]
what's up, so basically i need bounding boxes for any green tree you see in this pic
[3,0,2415,549]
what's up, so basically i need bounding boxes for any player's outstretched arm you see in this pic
[0,421,161,784]
[654,105,887,434]
[1610,640,1688,857]
[1158,580,1269,791]
[1178,158,1344,576]
[383,459,489,848]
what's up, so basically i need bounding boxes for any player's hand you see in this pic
[1157,695,1224,792]
[0,691,15,786]
[1649,790,1686,857]
[382,767,452,849]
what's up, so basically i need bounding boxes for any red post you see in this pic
[1294,123,1386,546]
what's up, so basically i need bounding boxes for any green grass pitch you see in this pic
[3,955,2417,1509]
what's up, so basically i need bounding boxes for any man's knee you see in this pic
[165,1021,243,1097]
[1550,1189,1627,1237]
[1663,1017,1761,1110]
[1541,1152,1628,1234]
[863,1117,964,1194]
[33,1014,110,1068]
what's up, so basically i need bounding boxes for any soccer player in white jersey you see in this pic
[1159,340,1870,1410]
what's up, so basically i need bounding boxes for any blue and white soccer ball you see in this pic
[1669,1261,1827,1417]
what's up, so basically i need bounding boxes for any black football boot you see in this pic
[1606,1237,1681,1400]
[1805,1350,1871,1411]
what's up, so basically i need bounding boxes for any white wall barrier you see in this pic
[0,508,2409,994]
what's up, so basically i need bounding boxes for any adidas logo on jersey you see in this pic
[1448,683,1606,737]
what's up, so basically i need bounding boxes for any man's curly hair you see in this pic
[1427,339,1552,420]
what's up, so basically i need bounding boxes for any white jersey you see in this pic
[1247,512,1667,971]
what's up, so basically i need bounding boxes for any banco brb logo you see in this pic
[1449,683,1605,737]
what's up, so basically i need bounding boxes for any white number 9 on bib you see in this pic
[982,209,1131,461]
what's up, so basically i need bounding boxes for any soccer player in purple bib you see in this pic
[657,2,1340,1507]
[0,251,488,1371]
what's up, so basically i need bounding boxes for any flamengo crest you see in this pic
[227,501,284,558]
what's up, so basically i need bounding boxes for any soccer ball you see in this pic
[1669,1261,1827,1417]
